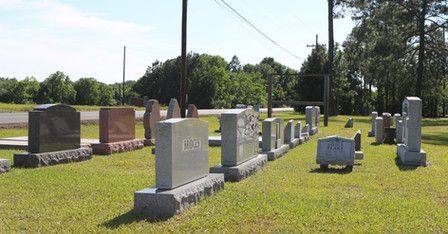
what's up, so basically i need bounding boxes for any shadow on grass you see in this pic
[101,210,163,229]
[309,166,354,174]
[394,156,418,171]
[370,142,382,146]
[422,118,448,127]
[422,132,448,146]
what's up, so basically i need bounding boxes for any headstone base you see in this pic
[143,139,154,146]
[210,154,267,182]
[300,135,309,143]
[355,151,364,160]
[208,136,221,147]
[263,144,290,161]
[367,131,375,137]
[309,127,318,135]
[397,144,427,166]
[91,139,144,155]
[14,148,92,168]
[134,174,224,221]
[288,138,300,149]
[0,159,11,174]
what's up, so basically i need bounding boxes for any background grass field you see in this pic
[0,112,447,232]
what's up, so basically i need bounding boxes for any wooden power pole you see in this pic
[122,46,126,105]
[180,0,188,118]
[327,0,334,116]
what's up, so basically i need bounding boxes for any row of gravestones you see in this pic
[0,98,199,170]
[135,106,320,220]
[367,97,426,166]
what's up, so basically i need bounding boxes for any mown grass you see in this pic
[0,113,447,232]
[0,103,146,112]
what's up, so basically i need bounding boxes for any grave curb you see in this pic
[13,147,92,168]
[210,154,267,182]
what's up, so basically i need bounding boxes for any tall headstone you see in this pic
[262,118,290,160]
[375,117,384,144]
[14,104,92,168]
[353,130,363,159]
[210,109,267,181]
[92,108,144,155]
[393,113,402,127]
[134,118,224,220]
[368,111,378,137]
[294,121,302,139]
[143,99,161,146]
[167,98,181,119]
[383,113,392,128]
[306,106,318,135]
[396,119,404,144]
[397,97,426,166]
[187,104,199,118]
[316,136,356,170]
[315,106,321,127]
[284,120,300,148]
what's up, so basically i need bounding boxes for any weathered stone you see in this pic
[396,120,404,144]
[143,99,160,146]
[14,148,92,168]
[134,174,224,221]
[382,113,392,128]
[28,104,80,153]
[210,154,267,182]
[284,120,294,144]
[397,97,426,166]
[266,144,290,161]
[166,98,181,119]
[294,121,302,139]
[368,111,378,137]
[187,104,199,118]
[272,118,284,148]
[375,117,384,144]
[91,139,144,155]
[393,113,401,127]
[262,118,289,160]
[306,106,318,135]
[156,118,208,189]
[0,159,11,174]
[99,108,135,143]
[344,118,354,128]
[353,130,363,160]
[315,106,321,127]
[262,118,277,152]
[316,136,355,167]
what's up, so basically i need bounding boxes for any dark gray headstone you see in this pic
[167,98,181,119]
[353,130,361,151]
[28,104,80,153]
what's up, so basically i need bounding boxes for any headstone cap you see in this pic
[33,104,76,112]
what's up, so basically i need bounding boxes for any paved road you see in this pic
[0,108,293,124]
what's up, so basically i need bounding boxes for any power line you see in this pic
[215,0,302,60]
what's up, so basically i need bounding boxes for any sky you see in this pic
[0,0,355,84]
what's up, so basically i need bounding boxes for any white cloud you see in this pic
[0,0,159,83]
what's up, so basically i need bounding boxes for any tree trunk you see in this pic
[328,0,336,116]
[416,0,427,98]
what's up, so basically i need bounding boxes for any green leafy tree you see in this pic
[74,78,100,105]
[36,71,76,104]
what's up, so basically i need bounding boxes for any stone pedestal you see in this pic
[397,144,427,166]
[264,144,290,161]
[289,138,300,148]
[14,148,92,168]
[210,154,267,182]
[91,139,144,155]
[134,174,224,221]
[368,112,378,137]
[0,159,10,174]
[375,117,384,144]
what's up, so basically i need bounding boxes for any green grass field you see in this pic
[0,103,147,112]
[0,113,447,232]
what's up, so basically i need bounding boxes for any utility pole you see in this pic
[306,34,325,50]
[180,0,188,118]
[267,74,273,118]
[443,26,446,117]
[328,0,335,116]
[324,75,329,127]
[122,45,126,105]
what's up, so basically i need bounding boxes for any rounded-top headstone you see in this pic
[33,104,76,113]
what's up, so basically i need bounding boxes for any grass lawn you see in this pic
[0,103,146,112]
[0,112,447,232]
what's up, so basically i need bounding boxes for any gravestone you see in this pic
[306,106,318,135]
[210,109,267,181]
[301,124,311,142]
[14,104,92,168]
[396,119,403,144]
[375,117,384,144]
[0,159,10,174]
[134,118,224,220]
[383,113,392,128]
[315,106,320,127]
[344,118,354,128]
[316,136,356,170]
[262,118,290,161]
[143,99,161,146]
[397,97,426,166]
[284,120,300,148]
[187,104,199,118]
[91,108,144,155]
[393,113,401,127]
[353,130,364,159]
[167,98,181,119]
[294,121,303,143]
[368,112,378,137]
[383,127,396,144]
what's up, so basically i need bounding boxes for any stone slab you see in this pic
[397,144,427,166]
[263,144,290,161]
[99,108,135,143]
[289,138,300,149]
[0,159,10,174]
[91,139,144,155]
[0,136,97,150]
[134,173,225,221]
[355,151,364,160]
[14,147,92,168]
[316,136,355,166]
[210,154,267,182]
